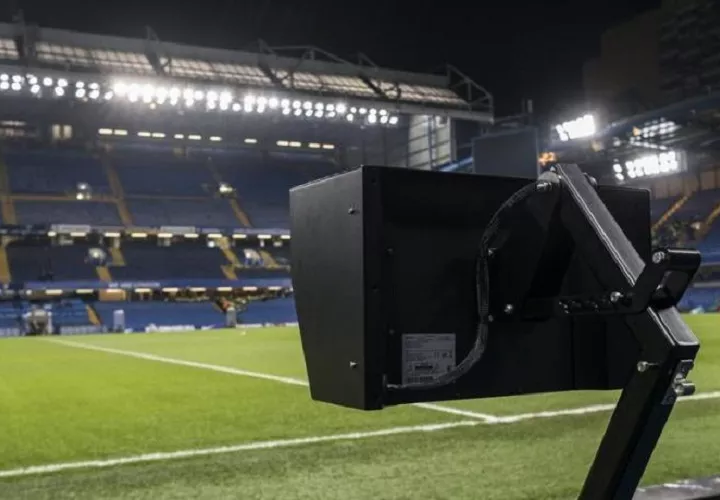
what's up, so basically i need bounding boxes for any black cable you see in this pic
[387,180,540,392]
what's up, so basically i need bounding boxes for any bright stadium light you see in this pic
[0,74,8,81]
[624,151,680,179]
[76,81,85,88]
[346,114,354,122]
[336,103,347,114]
[75,88,86,98]
[30,84,40,94]
[0,82,9,91]
[10,82,21,91]
[389,116,399,125]
[54,86,64,97]
[232,103,241,112]
[268,97,279,109]
[554,114,596,141]
[57,78,68,87]
[42,77,52,86]
[303,101,312,110]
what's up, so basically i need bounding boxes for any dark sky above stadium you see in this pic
[4,0,660,120]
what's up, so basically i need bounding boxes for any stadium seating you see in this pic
[14,201,122,225]
[668,189,720,222]
[4,149,110,194]
[93,301,223,330]
[110,240,227,280]
[126,199,240,227]
[7,241,100,282]
[50,299,92,327]
[214,151,337,228]
[239,297,297,324]
[651,196,679,224]
[113,151,214,196]
[678,287,720,311]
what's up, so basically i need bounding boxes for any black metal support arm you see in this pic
[540,165,701,499]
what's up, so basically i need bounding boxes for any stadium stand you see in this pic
[94,301,224,330]
[110,240,227,280]
[112,151,214,197]
[213,151,337,228]
[125,199,240,227]
[14,200,122,225]
[4,149,110,194]
[651,196,679,224]
[240,297,297,324]
[7,241,100,282]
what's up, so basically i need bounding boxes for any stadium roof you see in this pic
[0,22,493,123]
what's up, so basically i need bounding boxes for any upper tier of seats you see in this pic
[212,151,337,228]
[114,151,215,196]
[1,147,338,229]
[5,149,110,194]
[14,201,122,225]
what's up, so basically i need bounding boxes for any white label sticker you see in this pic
[401,333,456,385]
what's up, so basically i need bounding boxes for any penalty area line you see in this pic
[45,338,494,421]
[0,420,480,479]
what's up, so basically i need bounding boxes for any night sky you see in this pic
[4,0,660,121]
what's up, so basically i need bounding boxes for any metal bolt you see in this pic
[536,181,553,193]
[386,248,394,255]
[610,291,623,304]
[349,361,358,369]
[637,361,657,373]
[504,304,514,315]
[348,207,357,215]
[652,251,666,264]
[487,315,494,323]
[487,248,495,258]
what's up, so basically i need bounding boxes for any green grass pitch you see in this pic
[0,315,719,499]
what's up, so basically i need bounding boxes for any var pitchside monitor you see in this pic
[290,166,649,411]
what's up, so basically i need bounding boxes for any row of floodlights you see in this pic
[49,230,291,240]
[34,285,288,296]
[97,128,336,150]
[554,113,681,142]
[612,151,681,181]
[0,74,400,126]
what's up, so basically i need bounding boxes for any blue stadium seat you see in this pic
[215,151,337,228]
[111,241,227,280]
[650,197,678,224]
[126,199,240,227]
[669,189,720,222]
[239,298,297,324]
[113,152,214,196]
[14,201,122,225]
[7,242,101,282]
[93,301,223,330]
[5,149,110,194]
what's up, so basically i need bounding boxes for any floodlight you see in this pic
[290,164,700,499]
[75,88,85,99]
[1,81,10,91]
[10,82,20,91]
[389,116,399,125]
[30,85,40,94]
[346,114,354,122]
[336,103,347,114]
[232,103,242,112]
[0,74,7,81]
[76,81,85,88]
[368,114,377,124]
[42,77,52,86]
[57,78,68,87]
[54,86,64,97]
[303,101,312,110]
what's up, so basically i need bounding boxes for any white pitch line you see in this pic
[490,391,720,424]
[413,403,497,422]
[45,339,309,387]
[0,420,479,479]
[3,391,719,480]
[46,339,490,421]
